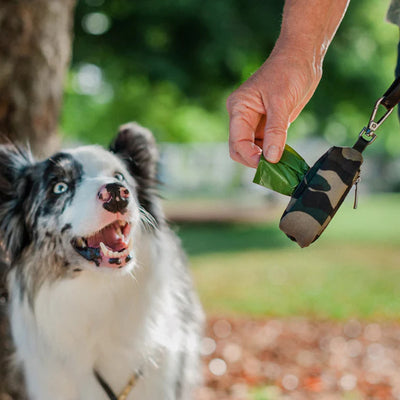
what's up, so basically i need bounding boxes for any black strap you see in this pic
[352,136,370,153]
[94,370,118,400]
[381,77,400,110]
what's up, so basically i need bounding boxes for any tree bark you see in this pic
[0,0,76,158]
[0,1,76,398]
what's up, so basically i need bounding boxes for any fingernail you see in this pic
[265,145,281,163]
[251,152,262,167]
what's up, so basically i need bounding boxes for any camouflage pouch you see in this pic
[279,146,363,247]
[278,77,400,247]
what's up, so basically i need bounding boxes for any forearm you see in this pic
[227,0,350,166]
[274,0,350,66]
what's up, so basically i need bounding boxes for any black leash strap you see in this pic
[354,77,400,153]
[94,369,118,400]
[381,76,400,110]
[94,368,142,400]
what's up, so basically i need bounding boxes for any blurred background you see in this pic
[2,0,400,398]
[66,2,400,398]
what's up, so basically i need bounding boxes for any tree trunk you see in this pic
[0,1,76,398]
[0,0,76,158]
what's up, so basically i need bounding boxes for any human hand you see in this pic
[227,50,322,168]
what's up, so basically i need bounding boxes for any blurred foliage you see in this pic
[62,0,400,155]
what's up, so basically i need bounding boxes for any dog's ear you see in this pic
[0,144,33,263]
[110,122,163,225]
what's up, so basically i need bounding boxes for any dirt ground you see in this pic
[3,311,400,399]
[196,317,400,400]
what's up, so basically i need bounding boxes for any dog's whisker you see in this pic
[127,270,138,284]
[130,260,145,281]
[139,207,157,232]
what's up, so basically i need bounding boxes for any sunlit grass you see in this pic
[178,194,400,320]
[249,386,363,400]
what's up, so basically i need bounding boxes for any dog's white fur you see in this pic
[0,125,203,400]
[10,233,200,399]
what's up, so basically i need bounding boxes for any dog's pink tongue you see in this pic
[87,223,125,250]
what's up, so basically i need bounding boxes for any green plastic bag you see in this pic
[253,145,310,196]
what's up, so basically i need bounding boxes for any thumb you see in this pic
[262,111,290,163]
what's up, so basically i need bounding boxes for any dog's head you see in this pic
[0,123,162,276]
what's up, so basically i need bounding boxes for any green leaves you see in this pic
[253,145,309,196]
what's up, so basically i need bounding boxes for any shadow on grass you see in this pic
[173,222,295,256]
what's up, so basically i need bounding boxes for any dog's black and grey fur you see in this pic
[0,123,203,400]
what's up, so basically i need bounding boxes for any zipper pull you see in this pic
[353,177,361,209]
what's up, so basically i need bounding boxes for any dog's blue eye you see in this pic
[53,182,68,194]
[114,172,125,181]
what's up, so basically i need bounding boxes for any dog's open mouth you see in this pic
[72,220,133,268]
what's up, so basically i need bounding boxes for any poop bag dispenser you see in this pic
[279,146,362,247]
[254,77,400,247]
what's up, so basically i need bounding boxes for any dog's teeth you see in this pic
[119,220,125,227]
[119,248,128,257]
[100,243,121,259]
[99,242,108,256]
[76,238,86,248]
[99,239,133,264]
[115,227,122,237]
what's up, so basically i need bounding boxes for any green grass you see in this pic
[249,386,363,400]
[176,193,400,320]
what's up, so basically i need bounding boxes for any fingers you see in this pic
[263,132,287,163]
[264,78,319,161]
[262,109,289,163]
[227,93,265,168]
[227,57,317,166]
[228,93,290,165]
[230,141,262,168]
[229,113,262,168]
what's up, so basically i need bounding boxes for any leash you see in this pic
[350,76,400,207]
[94,369,142,400]
[353,76,400,153]
[94,370,118,400]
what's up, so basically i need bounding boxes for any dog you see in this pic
[0,123,204,400]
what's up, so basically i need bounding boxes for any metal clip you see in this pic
[360,97,395,143]
[358,126,377,145]
[365,97,393,136]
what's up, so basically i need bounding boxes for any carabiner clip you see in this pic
[367,97,394,134]
[359,97,395,144]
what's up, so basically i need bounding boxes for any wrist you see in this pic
[268,39,324,81]
[275,34,325,60]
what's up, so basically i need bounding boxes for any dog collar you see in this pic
[94,369,141,400]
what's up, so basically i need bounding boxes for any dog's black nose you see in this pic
[98,183,130,214]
